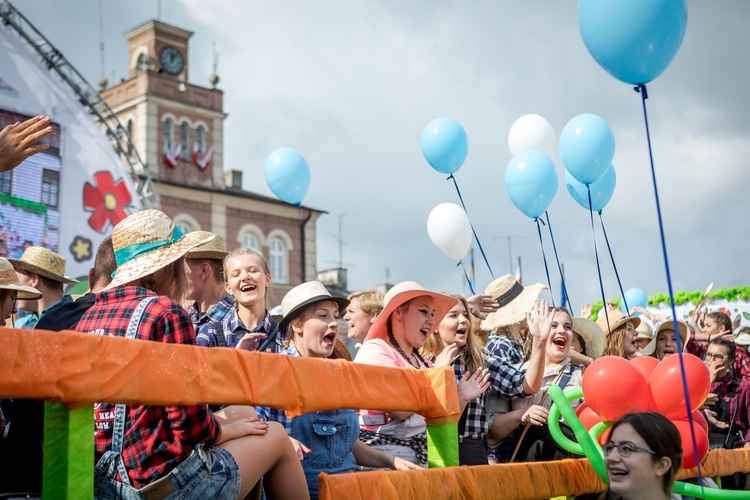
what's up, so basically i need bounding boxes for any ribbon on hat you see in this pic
[113,226,184,269]
[495,281,524,307]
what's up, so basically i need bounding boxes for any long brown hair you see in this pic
[140,258,186,301]
[602,323,630,358]
[421,294,485,373]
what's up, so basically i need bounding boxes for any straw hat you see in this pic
[572,317,605,359]
[0,258,42,299]
[104,209,214,291]
[480,274,547,332]
[278,281,350,333]
[639,320,689,357]
[595,309,641,336]
[635,318,654,340]
[186,232,228,260]
[734,333,750,346]
[9,246,77,284]
[365,281,457,342]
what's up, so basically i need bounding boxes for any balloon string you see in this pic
[458,261,476,295]
[586,185,610,334]
[544,211,571,309]
[534,218,554,307]
[597,211,628,312]
[447,174,495,279]
[636,83,703,488]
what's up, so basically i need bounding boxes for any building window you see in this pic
[237,224,265,252]
[0,171,11,194]
[164,118,174,151]
[241,233,259,251]
[180,122,190,161]
[269,237,287,284]
[195,125,206,154]
[172,213,201,234]
[41,169,60,209]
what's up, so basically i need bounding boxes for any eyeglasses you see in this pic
[705,353,727,362]
[602,442,658,458]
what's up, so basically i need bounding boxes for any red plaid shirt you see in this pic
[709,371,750,444]
[75,287,221,488]
[687,330,750,379]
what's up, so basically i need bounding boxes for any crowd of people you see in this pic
[0,205,748,498]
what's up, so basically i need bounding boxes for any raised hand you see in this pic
[433,342,460,368]
[527,300,554,345]
[457,367,490,406]
[579,302,592,319]
[467,294,499,319]
[0,116,52,172]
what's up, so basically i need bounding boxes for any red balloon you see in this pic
[582,356,654,421]
[691,410,708,435]
[631,355,659,380]
[674,419,709,470]
[577,402,606,430]
[650,354,710,419]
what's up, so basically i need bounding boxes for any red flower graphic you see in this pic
[83,171,132,233]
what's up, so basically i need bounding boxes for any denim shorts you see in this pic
[94,445,241,499]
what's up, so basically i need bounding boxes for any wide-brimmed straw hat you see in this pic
[279,281,350,333]
[572,317,605,360]
[365,281,457,342]
[186,232,228,260]
[104,209,214,292]
[9,246,77,284]
[640,320,689,357]
[480,274,548,331]
[636,318,654,340]
[735,333,750,347]
[0,258,42,300]
[596,309,641,336]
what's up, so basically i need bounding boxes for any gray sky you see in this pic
[16,0,750,308]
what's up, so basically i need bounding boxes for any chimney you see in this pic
[224,169,242,189]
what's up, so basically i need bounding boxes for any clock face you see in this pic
[160,46,184,75]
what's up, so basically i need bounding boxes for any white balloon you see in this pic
[427,203,472,261]
[508,114,556,159]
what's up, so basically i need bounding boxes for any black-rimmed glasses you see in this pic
[705,353,727,362]
[602,442,658,458]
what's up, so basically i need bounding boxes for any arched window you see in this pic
[195,125,206,154]
[242,233,259,251]
[237,224,265,252]
[172,213,201,234]
[269,237,287,284]
[163,118,174,151]
[180,122,190,161]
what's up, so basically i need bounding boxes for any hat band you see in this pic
[495,281,524,307]
[114,226,184,268]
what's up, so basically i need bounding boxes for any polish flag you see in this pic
[163,142,181,169]
[196,145,214,171]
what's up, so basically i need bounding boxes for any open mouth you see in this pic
[608,466,628,479]
[419,327,431,338]
[323,332,336,347]
[552,336,567,350]
[239,283,257,293]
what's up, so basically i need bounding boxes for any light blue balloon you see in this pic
[421,118,468,175]
[505,150,558,219]
[559,114,615,185]
[622,287,649,314]
[578,0,688,85]
[565,164,616,212]
[264,147,311,206]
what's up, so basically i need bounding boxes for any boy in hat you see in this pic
[10,246,77,328]
[184,231,230,326]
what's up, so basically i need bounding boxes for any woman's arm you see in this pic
[352,440,421,469]
[488,405,549,443]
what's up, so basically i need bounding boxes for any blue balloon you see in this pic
[622,287,649,314]
[421,118,468,175]
[578,0,688,85]
[264,147,311,206]
[565,164,616,212]
[559,114,615,185]
[505,151,558,219]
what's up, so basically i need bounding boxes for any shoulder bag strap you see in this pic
[214,320,226,348]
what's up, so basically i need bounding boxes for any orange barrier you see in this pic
[0,328,459,423]
[319,449,750,500]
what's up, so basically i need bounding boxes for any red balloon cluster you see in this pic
[580,354,710,469]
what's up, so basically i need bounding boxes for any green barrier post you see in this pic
[426,421,459,468]
[42,402,94,499]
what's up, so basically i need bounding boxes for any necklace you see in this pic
[387,325,425,369]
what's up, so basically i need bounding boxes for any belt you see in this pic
[458,435,485,445]
[359,414,388,426]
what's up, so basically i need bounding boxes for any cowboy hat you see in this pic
[104,209,214,291]
[0,258,42,299]
[278,281,349,333]
[480,274,547,331]
[365,281,457,342]
[572,317,605,360]
[639,320,689,357]
[636,318,654,340]
[186,232,229,260]
[595,309,641,336]
[9,246,77,284]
